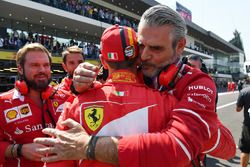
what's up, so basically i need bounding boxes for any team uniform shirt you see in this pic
[58,77,72,93]
[237,87,250,126]
[48,70,176,167]
[0,88,70,167]
[118,65,236,167]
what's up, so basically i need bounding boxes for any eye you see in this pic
[149,46,162,51]
[78,60,83,64]
[31,63,39,67]
[139,43,145,50]
[44,63,50,68]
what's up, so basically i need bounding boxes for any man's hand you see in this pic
[236,106,243,112]
[22,143,48,161]
[73,62,99,93]
[34,119,90,162]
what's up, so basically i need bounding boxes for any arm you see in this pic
[202,119,236,159]
[0,141,10,164]
[236,91,244,112]
[35,73,235,166]
[4,142,48,161]
[236,106,243,112]
[44,98,79,167]
[118,73,235,166]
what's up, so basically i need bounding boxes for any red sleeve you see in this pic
[119,132,190,167]
[168,72,235,160]
[0,99,11,164]
[118,71,235,167]
[0,130,10,164]
[202,119,236,159]
[46,160,77,167]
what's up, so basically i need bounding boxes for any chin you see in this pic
[142,69,158,78]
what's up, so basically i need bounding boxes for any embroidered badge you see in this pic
[84,105,104,131]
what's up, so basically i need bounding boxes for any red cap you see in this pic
[101,24,139,62]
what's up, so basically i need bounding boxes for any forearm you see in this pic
[0,140,11,163]
[5,144,23,159]
[4,144,15,158]
[202,120,236,159]
[95,136,119,165]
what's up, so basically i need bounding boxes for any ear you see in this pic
[17,64,24,75]
[176,38,186,56]
[62,63,68,72]
[99,54,108,69]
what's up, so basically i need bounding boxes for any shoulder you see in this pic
[180,67,215,89]
[174,67,216,99]
[56,87,71,96]
[0,89,17,100]
[240,87,250,96]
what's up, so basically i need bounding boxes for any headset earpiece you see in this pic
[15,80,29,95]
[41,85,55,100]
[15,80,55,100]
[158,64,179,87]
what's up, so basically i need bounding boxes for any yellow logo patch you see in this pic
[4,104,32,123]
[6,110,18,120]
[84,106,104,131]
[53,101,59,108]
[20,106,29,115]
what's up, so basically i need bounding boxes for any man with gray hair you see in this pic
[35,5,236,167]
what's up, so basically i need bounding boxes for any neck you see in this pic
[28,89,43,107]
[108,68,137,77]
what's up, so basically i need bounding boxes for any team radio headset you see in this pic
[15,80,57,129]
[158,57,187,91]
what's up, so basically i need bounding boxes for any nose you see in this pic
[38,64,50,73]
[38,65,46,72]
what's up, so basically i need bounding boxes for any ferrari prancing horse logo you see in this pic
[84,106,104,131]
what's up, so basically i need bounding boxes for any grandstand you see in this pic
[0,0,245,92]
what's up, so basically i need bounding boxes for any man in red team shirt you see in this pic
[36,24,176,167]
[0,43,69,167]
[35,5,236,167]
[58,46,85,93]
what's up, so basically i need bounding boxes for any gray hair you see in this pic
[139,4,187,48]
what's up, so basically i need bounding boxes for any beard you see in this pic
[141,53,179,78]
[24,73,52,92]
[141,62,162,78]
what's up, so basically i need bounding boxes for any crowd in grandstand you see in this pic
[187,43,214,56]
[32,0,138,31]
[0,0,141,59]
[0,30,99,59]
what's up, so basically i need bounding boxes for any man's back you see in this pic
[237,86,250,126]
[56,70,176,167]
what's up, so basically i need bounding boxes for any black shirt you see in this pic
[237,86,250,126]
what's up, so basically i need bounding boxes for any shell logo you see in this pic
[6,110,18,120]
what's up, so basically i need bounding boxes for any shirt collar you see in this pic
[106,70,138,84]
